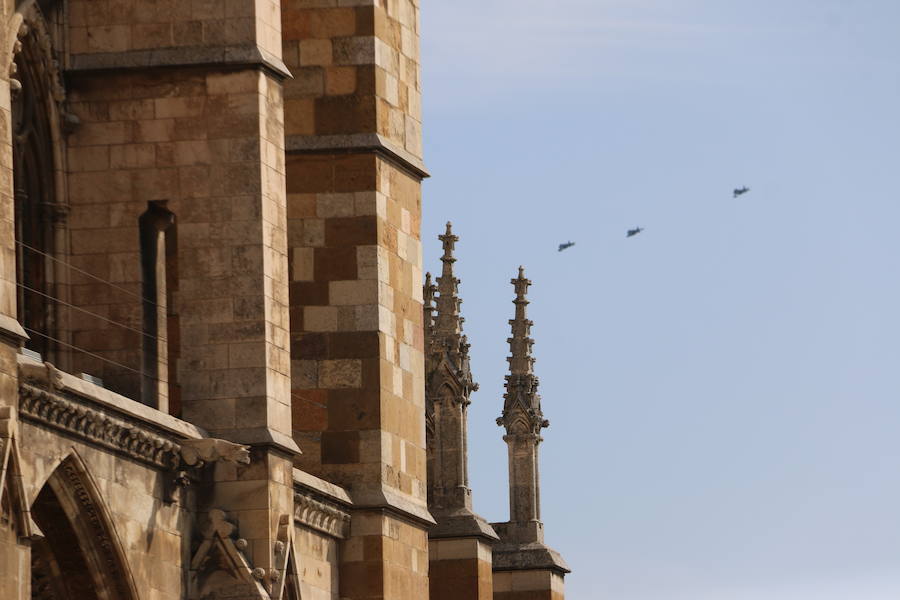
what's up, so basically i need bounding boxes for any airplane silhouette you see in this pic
[626,227,643,238]
[733,186,750,198]
[558,241,575,252]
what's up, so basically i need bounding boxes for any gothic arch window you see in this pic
[10,0,66,361]
[29,454,139,600]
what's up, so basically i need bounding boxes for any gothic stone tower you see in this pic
[424,223,498,600]
[0,0,430,599]
[493,268,569,600]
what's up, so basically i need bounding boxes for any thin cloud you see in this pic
[422,1,757,93]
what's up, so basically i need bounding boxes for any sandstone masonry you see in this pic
[0,1,570,599]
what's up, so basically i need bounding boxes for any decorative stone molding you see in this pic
[58,460,138,598]
[9,0,67,105]
[285,132,430,180]
[190,509,269,600]
[293,491,350,539]
[35,454,143,600]
[497,267,549,437]
[19,384,181,470]
[270,514,303,600]
[67,45,291,81]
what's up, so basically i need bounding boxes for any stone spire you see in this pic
[498,267,548,439]
[434,222,464,348]
[492,267,569,579]
[427,222,475,399]
[497,267,548,529]
[424,223,495,540]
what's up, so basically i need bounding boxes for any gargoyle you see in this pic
[180,438,251,467]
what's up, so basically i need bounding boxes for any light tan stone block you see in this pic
[319,359,362,388]
[304,306,338,331]
[300,39,334,66]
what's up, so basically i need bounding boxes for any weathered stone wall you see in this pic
[0,0,14,333]
[283,2,429,599]
[287,155,424,503]
[295,524,339,600]
[286,154,428,597]
[493,570,565,600]
[0,0,574,598]
[429,538,494,600]
[339,509,429,599]
[19,420,190,599]
[64,65,292,433]
[281,0,421,156]
[67,0,283,68]
[0,1,27,597]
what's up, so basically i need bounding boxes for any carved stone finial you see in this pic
[423,271,437,339]
[429,223,474,390]
[434,222,462,340]
[498,266,545,435]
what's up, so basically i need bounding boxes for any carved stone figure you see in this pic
[180,438,252,467]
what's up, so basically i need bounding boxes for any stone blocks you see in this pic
[281,1,422,158]
[429,538,494,600]
[493,570,565,600]
[68,0,283,62]
[65,66,291,443]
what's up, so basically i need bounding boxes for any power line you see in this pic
[16,282,167,344]
[23,327,168,386]
[291,391,327,409]
[15,240,166,311]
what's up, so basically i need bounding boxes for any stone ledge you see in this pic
[0,314,27,345]
[350,484,436,528]
[18,353,207,440]
[429,507,499,542]
[222,426,302,457]
[293,467,353,505]
[67,44,292,80]
[285,133,430,180]
[491,542,571,575]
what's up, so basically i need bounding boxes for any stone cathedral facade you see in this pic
[0,1,568,599]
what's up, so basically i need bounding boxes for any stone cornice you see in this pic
[19,384,182,470]
[429,508,500,543]
[18,354,207,440]
[284,133,430,180]
[492,543,571,575]
[293,491,351,539]
[67,44,291,80]
[349,485,437,528]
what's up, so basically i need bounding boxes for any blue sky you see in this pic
[420,2,900,598]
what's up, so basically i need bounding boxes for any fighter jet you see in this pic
[558,241,575,252]
[626,227,643,238]
[733,186,750,198]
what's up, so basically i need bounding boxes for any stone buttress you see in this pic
[281,1,432,598]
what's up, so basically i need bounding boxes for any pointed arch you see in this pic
[30,452,140,600]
